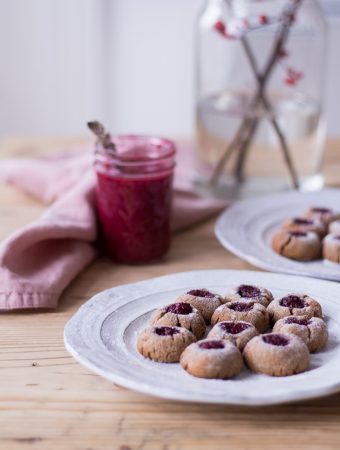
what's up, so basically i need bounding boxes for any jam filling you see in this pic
[154,326,179,336]
[228,302,254,312]
[219,321,250,334]
[187,289,215,298]
[199,340,225,350]
[280,295,306,309]
[289,231,307,237]
[238,284,261,298]
[284,317,309,326]
[165,302,192,315]
[293,218,313,225]
[311,207,331,214]
[262,334,289,346]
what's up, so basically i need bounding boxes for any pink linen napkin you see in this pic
[0,144,227,310]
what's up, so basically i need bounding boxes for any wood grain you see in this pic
[0,137,340,450]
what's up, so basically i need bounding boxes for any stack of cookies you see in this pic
[137,284,328,379]
[272,206,340,263]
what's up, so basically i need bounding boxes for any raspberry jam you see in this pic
[95,136,176,263]
[262,334,289,346]
[219,321,250,334]
[165,303,192,315]
[199,340,224,350]
[311,207,331,214]
[289,231,307,237]
[238,285,261,298]
[280,295,306,309]
[187,289,215,298]
[228,302,254,312]
[293,218,313,225]
[154,326,179,336]
[285,317,309,326]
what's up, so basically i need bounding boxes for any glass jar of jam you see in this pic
[94,135,176,263]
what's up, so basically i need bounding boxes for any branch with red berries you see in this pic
[210,0,304,188]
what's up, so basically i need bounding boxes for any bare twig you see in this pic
[233,118,260,182]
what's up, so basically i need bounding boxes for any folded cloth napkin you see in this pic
[0,144,227,310]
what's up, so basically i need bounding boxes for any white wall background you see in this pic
[0,0,339,139]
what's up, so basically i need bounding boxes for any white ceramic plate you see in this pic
[215,188,340,282]
[64,270,340,406]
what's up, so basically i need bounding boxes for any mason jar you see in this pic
[195,0,327,199]
[95,136,176,263]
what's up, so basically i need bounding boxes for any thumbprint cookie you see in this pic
[207,320,258,351]
[224,284,273,307]
[267,294,322,323]
[272,229,321,261]
[211,302,269,333]
[273,316,328,353]
[149,302,206,339]
[137,326,196,363]
[180,339,243,379]
[176,288,223,323]
[243,333,310,376]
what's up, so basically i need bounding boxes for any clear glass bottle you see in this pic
[195,0,327,199]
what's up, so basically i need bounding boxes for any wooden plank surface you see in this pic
[0,137,340,450]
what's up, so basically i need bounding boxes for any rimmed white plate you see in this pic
[215,188,340,282]
[64,270,340,406]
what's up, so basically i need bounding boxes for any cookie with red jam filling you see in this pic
[177,288,223,323]
[180,339,243,379]
[149,302,206,339]
[211,301,269,333]
[267,294,322,323]
[272,229,321,261]
[224,284,273,307]
[207,320,258,351]
[273,316,328,353]
[243,333,310,376]
[137,325,196,363]
[282,217,326,238]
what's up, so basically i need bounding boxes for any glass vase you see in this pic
[195,0,327,199]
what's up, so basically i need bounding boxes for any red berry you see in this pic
[285,77,296,86]
[259,14,268,25]
[213,20,233,39]
[285,68,303,87]
[214,20,226,34]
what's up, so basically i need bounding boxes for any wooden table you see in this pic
[0,137,340,450]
